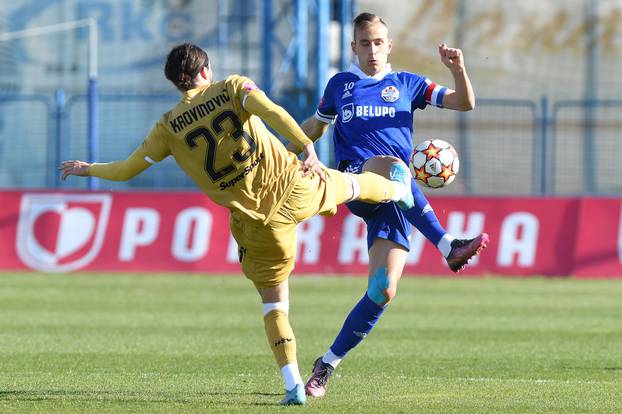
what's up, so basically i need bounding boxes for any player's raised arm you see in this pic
[244,90,326,179]
[243,89,313,148]
[61,120,170,182]
[438,43,475,111]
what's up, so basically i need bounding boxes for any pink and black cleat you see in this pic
[304,357,335,397]
[446,233,490,272]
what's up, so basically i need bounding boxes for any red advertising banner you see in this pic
[0,190,620,277]
[572,198,622,277]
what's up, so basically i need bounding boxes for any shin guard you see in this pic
[264,309,297,368]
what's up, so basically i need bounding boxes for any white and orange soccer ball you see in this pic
[409,139,459,188]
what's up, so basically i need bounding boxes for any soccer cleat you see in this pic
[446,233,490,272]
[389,162,414,211]
[279,383,306,405]
[304,357,335,397]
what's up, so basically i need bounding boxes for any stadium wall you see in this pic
[1,190,620,278]
[2,0,622,196]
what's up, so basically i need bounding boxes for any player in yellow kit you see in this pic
[60,43,414,405]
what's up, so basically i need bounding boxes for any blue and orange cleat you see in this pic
[280,383,306,405]
[446,233,490,272]
[389,162,414,211]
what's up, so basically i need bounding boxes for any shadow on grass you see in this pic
[562,366,622,371]
[0,389,281,406]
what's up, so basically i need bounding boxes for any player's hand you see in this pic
[438,43,465,72]
[60,160,91,180]
[300,143,326,181]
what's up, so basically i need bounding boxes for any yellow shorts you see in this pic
[229,169,351,288]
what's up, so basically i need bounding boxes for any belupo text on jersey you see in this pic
[341,103,396,123]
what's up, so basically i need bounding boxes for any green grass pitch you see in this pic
[0,273,620,413]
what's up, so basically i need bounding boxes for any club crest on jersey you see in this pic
[341,103,354,123]
[381,86,399,102]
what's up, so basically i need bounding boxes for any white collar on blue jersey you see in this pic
[348,63,393,80]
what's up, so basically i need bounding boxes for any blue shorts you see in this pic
[339,160,411,251]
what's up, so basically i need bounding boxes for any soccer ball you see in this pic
[409,139,459,188]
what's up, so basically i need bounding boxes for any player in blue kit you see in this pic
[288,13,490,397]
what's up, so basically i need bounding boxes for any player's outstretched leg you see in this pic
[403,176,490,269]
[356,156,414,210]
[305,292,385,397]
[351,169,413,210]
[305,268,390,397]
[445,233,490,272]
[403,180,446,245]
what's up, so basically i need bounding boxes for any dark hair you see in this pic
[352,12,388,40]
[164,43,209,91]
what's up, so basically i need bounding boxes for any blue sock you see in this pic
[403,178,446,245]
[329,293,386,358]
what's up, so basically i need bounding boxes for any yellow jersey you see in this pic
[137,75,304,223]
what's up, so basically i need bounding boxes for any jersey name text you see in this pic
[170,92,231,133]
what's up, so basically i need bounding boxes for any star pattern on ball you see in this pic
[423,143,441,160]
[415,166,430,182]
[440,165,454,180]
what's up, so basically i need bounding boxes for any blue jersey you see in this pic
[316,64,447,165]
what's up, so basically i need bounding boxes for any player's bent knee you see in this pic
[383,286,397,303]
[363,156,404,178]
[367,267,390,306]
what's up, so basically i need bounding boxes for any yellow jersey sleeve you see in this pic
[226,74,260,113]
[141,118,172,163]
[88,147,151,181]
[87,117,171,181]
[227,75,312,149]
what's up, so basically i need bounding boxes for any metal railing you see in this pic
[1,92,620,196]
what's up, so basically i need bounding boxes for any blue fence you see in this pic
[0,94,54,188]
[0,92,620,195]
[550,100,622,195]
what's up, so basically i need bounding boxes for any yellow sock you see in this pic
[264,309,297,368]
[354,172,398,203]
